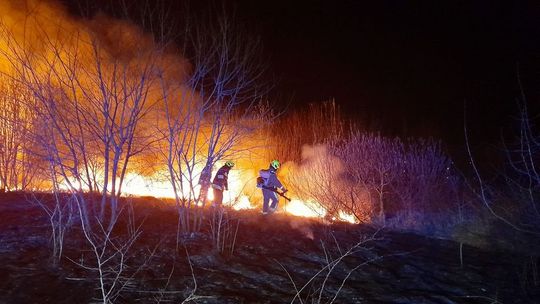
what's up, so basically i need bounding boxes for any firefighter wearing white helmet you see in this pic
[211,161,235,206]
[258,159,287,214]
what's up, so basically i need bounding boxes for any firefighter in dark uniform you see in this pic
[260,160,287,214]
[211,161,235,206]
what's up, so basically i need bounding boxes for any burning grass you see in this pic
[0,0,468,238]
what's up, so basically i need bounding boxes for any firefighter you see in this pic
[259,159,287,214]
[211,161,234,207]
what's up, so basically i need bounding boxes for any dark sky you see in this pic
[67,0,540,149]
[229,0,540,146]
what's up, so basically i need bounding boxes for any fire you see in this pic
[227,195,253,210]
[284,199,327,218]
[337,210,358,224]
[102,170,357,222]
[107,169,254,211]
[0,1,359,225]
[119,171,358,222]
[123,173,176,198]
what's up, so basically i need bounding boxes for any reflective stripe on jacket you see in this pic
[211,165,230,190]
[265,166,285,191]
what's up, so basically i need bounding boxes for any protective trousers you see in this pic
[262,189,279,213]
[212,188,224,206]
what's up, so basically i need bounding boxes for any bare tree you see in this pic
[286,144,373,223]
[157,8,270,237]
[66,201,157,304]
[336,133,402,225]
[466,98,540,234]
[0,76,39,191]
[272,100,347,162]
[502,102,540,229]
[209,207,241,254]
[28,191,75,263]
[0,9,167,302]
[0,12,160,229]
[278,231,383,304]
[389,139,456,223]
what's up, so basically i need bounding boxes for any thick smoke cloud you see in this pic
[0,0,189,79]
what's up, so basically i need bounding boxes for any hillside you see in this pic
[0,192,537,303]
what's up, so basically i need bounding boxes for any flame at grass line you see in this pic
[0,1,357,224]
[120,170,257,211]
[49,161,359,222]
[60,167,357,223]
[336,211,358,223]
[121,172,251,210]
[283,199,359,223]
[57,168,253,209]
[285,199,327,218]
[122,172,358,223]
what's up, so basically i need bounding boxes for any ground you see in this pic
[0,192,538,303]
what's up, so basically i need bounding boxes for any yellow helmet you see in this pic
[225,161,235,168]
[270,159,280,170]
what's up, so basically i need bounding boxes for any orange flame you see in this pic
[118,171,357,223]
[0,1,358,225]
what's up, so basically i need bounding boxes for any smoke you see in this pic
[301,144,344,174]
[0,0,87,74]
[283,143,346,196]
[0,0,272,205]
[289,219,315,240]
[0,2,365,223]
[0,0,193,174]
[0,0,189,77]
[284,143,370,223]
[284,144,349,235]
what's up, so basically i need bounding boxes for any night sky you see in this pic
[68,0,540,149]
[229,0,540,146]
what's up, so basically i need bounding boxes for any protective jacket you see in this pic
[262,166,286,192]
[211,165,230,191]
[261,166,286,213]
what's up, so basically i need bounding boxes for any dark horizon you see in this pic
[65,0,540,149]
[232,0,540,146]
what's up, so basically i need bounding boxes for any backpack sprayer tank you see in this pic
[257,169,270,188]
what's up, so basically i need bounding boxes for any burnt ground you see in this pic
[0,192,538,304]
